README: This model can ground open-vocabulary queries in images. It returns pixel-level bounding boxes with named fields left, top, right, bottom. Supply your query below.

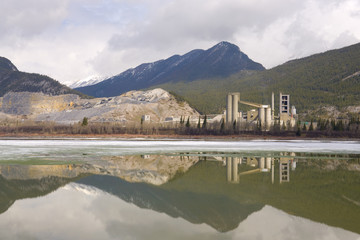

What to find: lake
left=0, top=139, right=359, bottom=240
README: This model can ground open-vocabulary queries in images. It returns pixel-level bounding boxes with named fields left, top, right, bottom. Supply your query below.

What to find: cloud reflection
left=0, top=183, right=358, bottom=240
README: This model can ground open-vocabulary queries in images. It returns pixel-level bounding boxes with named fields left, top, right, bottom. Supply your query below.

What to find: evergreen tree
left=347, top=121, right=351, bottom=131
left=185, top=117, right=190, bottom=128
left=81, top=117, right=88, bottom=126
left=220, top=118, right=225, bottom=132
left=257, top=120, right=261, bottom=131
left=197, top=117, right=201, bottom=129
left=325, top=119, right=330, bottom=130
left=302, top=123, right=307, bottom=131
left=297, top=120, right=301, bottom=127
left=309, top=120, right=314, bottom=131
left=331, top=119, right=336, bottom=131
left=202, top=115, right=207, bottom=129
left=319, top=118, right=326, bottom=131
left=336, top=120, right=344, bottom=131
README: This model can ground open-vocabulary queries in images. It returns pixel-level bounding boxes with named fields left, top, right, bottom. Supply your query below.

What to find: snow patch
left=70, top=75, right=107, bottom=88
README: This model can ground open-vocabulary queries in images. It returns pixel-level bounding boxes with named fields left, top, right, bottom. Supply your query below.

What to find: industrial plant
left=225, top=92, right=297, bottom=130
left=161, top=91, right=297, bottom=131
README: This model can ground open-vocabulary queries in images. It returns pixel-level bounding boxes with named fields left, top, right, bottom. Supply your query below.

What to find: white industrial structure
left=225, top=92, right=273, bottom=130
left=162, top=91, right=297, bottom=130
left=225, top=92, right=297, bottom=130
left=226, top=92, right=240, bottom=124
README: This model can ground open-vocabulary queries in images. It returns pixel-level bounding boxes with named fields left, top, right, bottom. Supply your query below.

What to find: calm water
left=0, top=139, right=359, bottom=240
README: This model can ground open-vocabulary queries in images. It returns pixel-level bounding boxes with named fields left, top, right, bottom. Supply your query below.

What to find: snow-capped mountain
left=75, top=41, right=265, bottom=98
left=69, top=75, right=108, bottom=89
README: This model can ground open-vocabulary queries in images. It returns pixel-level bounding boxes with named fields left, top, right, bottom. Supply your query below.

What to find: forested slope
left=155, top=42, right=360, bottom=116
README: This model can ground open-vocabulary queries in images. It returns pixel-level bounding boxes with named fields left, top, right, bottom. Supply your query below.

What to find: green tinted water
left=0, top=140, right=359, bottom=239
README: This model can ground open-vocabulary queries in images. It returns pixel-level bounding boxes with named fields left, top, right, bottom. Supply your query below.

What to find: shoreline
left=0, top=132, right=359, bottom=141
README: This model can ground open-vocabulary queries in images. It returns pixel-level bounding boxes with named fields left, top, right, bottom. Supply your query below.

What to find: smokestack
left=271, top=92, right=274, bottom=120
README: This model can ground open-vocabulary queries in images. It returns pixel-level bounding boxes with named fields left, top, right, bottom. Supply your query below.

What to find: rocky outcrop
left=0, top=88, right=199, bottom=124
left=1, top=92, right=79, bottom=115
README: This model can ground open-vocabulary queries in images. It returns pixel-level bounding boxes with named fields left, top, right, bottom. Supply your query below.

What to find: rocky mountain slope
left=75, top=41, right=265, bottom=97
left=154, top=42, right=360, bottom=117
left=0, top=88, right=199, bottom=124
left=0, top=57, right=18, bottom=71
left=0, top=57, right=88, bottom=98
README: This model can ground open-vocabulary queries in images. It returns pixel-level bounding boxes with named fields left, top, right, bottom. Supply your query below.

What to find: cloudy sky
left=1, top=0, right=360, bottom=85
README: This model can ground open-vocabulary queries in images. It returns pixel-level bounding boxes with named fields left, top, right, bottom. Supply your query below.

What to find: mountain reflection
left=0, top=152, right=359, bottom=234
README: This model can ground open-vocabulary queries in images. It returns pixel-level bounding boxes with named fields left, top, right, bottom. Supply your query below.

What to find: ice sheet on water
left=0, top=139, right=359, bottom=162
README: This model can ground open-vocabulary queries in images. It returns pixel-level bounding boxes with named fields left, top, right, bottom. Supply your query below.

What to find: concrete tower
left=226, top=92, right=240, bottom=124
left=226, top=94, right=232, bottom=124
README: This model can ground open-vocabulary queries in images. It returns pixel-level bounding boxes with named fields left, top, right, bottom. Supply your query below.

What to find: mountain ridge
left=0, top=57, right=89, bottom=98
left=75, top=41, right=265, bottom=97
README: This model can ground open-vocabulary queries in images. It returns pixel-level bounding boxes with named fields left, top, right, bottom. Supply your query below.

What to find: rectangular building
left=279, top=93, right=290, bottom=114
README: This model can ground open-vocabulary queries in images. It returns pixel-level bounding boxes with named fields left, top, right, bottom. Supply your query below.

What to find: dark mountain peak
left=212, top=41, right=238, bottom=50
left=198, top=41, right=265, bottom=72
left=0, top=57, right=18, bottom=72
left=207, top=41, right=243, bottom=56
left=75, top=42, right=265, bottom=97
left=0, top=57, right=88, bottom=98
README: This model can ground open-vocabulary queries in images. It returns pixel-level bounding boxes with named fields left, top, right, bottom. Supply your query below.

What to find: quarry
left=0, top=88, right=199, bottom=125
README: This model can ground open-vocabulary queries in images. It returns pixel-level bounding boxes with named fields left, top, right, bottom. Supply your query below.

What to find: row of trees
left=0, top=116, right=359, bottom=137
left=294, top=117, right=360, bottom=137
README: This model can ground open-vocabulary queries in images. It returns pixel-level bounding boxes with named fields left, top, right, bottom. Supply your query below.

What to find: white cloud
left=0, top=0, right=359, bottom=84
left=0, top=0, right=69, bottom=38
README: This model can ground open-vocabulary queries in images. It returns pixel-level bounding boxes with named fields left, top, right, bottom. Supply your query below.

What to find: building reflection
left=226, top=157, right=241, bottom=183
left=224, top=152, right=297, bottom=184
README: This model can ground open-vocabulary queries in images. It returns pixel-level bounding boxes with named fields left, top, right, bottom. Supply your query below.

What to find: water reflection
left=225, top=153, right=297, bottom=184
left=0, top=152, right=360, bottom=239
left=0, top=155, right=199, bottom=185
